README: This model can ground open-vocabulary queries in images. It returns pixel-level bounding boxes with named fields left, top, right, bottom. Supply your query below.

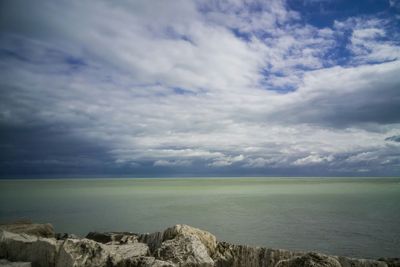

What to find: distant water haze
left=1, top=177, right=399, bottom=259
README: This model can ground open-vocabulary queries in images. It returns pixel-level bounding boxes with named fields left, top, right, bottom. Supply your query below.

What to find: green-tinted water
left=1, top=177, right=399, bottom=258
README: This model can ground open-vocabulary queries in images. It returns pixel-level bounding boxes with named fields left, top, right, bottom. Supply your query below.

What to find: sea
left=0, top=177, right=399, bottom=259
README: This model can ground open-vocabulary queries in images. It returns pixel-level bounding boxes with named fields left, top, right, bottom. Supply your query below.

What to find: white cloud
left=209, top=155, right=245, bottom=167
left=293, top=154, right=334, bottom=166
left=345, top=152, right=378, bottom=163
left=244, top=157, right=276, bottom=168
left=153, top=159, right=192, bottom=167
left=334, top=17, right=400, bottom=63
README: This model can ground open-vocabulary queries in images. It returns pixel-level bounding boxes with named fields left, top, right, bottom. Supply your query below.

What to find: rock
left=56, top=238, right=152, bottom=267
left=213, top=242, right=304, bottom=267
left=107, top=243, right=150, bottom=266
left=155, top=235, right=214, bottom=267
left=163, top=225, right=217, bottom=256
left=147, top=259, right=176, bottom=267
left=276, top=252, right=342, bottom=267
left=138, top=231, right=164, bottom=252
left=118, top=234, right=139, bottom=245
left=1, top=222, right=398, bottom=267
left=0, top=222, right=55, bottom=238
left=261, top=248, right=305, bottom=267
left=139, top=224, right=217, bottom=256
left=378, top=258, right=400, bottom=267
left=213, top=242, right=263, bottom=267
left=139, top=224, right=216, bottom=266
left=0, top=230, right=59, bottom=267
left=338, top=256, right=388, bottom=267
left=55, top=238, right=111, bottom=267
left=86, top=232, right=139, bottom=244
left=0, top=259, right=31, bottom=267
left=111, top=256, right=175, bottom=267
left=109, top=243, right=150, bottom=258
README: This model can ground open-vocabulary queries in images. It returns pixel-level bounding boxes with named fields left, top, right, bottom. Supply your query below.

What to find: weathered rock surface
left=55, top=238, right=110, bottom=267
left=138, top=224, right=216, bottom=266
left=139, top=224, right=217, bottom=256
left=138, top=230, right=164, bottom=253
left=156, top=235, right=214, bottom=266
left=57, top=238, right=153, bottom=267
left=275, top=253, right=342, bottom=267
left=0, top=230, right=58, bottom=267
left=0, top=221, right=54, bottom=238
left=162, top=224, right=217, bottom=256
left=378, top=258, right=400, bottom=267
left=109, top=243, right=150, bottom=258
left=337, top=256, right=389, bottom=267
left=0, top=222, right=398, bottom=267
left=213, top=243, right=388, bottom=267
left=213, top=242, right=305, bottom=267
left=111, top=256, right=175, bottom=267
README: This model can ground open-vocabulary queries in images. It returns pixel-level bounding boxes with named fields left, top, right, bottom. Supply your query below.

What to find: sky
left=0, top=0, right=399, bottom=178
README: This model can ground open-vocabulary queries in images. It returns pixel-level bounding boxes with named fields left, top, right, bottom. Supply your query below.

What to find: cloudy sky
left=0, top=0, right=399, bottom=178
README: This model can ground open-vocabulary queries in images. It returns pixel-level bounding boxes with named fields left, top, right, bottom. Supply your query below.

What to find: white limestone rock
left=55, top=238, right=110, bottom=267
left=162, top=225, right=217, bottom=256
left=139, top=224, right=217, bottom=257
left=337, top=256, right=388, bottom=267
left=155, top=235, right=214, bottom=267
left=0, top=222, right=55, bottom=238
left=0, top=230, right=58, bottom=267
left=275, top=252, right=342, bottom=267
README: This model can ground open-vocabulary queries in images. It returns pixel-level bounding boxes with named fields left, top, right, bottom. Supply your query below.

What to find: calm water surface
left=0, top=177, right=399, bottom=259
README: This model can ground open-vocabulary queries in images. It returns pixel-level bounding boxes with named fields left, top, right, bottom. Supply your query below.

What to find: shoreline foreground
left=0, top=221, right=398, bottom=267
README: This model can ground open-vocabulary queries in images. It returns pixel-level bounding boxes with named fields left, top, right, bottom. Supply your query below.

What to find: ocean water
left=0, top=177, right=399, bottom=259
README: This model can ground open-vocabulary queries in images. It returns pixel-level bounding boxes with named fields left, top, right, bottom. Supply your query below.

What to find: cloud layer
left=1, top=0, right=399, bottom=177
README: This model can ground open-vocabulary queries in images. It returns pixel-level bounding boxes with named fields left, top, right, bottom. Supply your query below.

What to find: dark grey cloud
left=0, top=123, right=112, bottom=177
left=385, top=135, right=400, bottom=142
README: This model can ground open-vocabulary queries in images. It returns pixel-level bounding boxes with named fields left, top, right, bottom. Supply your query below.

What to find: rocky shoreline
left=0, top=221, right=398, bottom=267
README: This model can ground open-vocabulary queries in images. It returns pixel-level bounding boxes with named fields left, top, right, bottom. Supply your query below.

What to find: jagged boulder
left=378, top=258, right=400, bottom=267
left=155, top=235, right=214, bottom=267
left=261, top=248, right=305, bottom=267
left=111, top=256, right=175, bottom=267
left=162, top=225, right=217, bottom=256
left=56, top=237, right=152, bottom=267
left=213, top=242, right=304, bottom=267
left=55, top=238, right=110, bottom=267
left=138, top=224, right=216, bottom=266
left=338, top=256, right=388, bottom=267
left=107, top=243, right=151, bottom=266
left=213, top=242, right=263, bottom=267
left=138, top=231, right=164, bottom=252
left=139, top=224, right=217, bottom=256
left=276, top=252, right=342, bottom=267
left=0, top=230, right=59, bottom=267
left=109, top=243, right=150, bottom=258
left=0, top=221, right=55, bottom=238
